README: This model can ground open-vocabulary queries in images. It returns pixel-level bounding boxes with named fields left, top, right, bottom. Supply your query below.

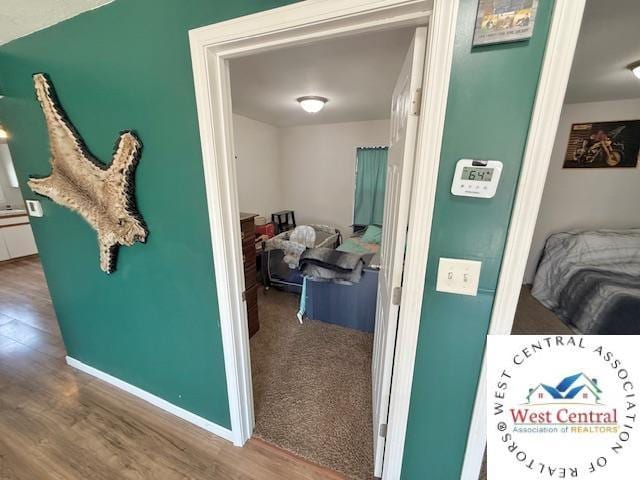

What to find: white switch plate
left=436, top=257, right=482, bottom=296
left=25, top=200, right=43, bottom=217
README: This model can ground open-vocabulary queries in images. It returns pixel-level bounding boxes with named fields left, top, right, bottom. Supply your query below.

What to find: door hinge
left=392, top=286, right=402, bottom=306
left=242, top=291, right=246, bottom=301
left=410, top=87, right=422, bottom=115
left=379, top=423, right=388, bottom=438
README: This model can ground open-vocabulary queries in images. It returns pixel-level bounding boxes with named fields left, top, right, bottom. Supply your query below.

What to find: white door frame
left=459, top=1, right=587, bottom=479
left=188, top=0, right=458, bottom=478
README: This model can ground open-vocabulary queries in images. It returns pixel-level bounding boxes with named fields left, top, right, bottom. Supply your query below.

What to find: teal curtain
left=354, top=147, right=388, bottom=226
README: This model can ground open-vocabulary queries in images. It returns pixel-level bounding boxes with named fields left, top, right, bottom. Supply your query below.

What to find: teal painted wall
left=401, top=1, right=554, bottom=478
left=0, top=0, right=296, bottom=428
left=1, top=0, right=555, bottom=472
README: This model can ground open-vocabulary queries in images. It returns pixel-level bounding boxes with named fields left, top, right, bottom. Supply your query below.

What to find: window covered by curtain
left=353, top=146, right=388, bottom=226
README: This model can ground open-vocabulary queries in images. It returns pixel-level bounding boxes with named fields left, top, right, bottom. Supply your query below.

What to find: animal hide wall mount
left=28, top=74, right=148, bottom=274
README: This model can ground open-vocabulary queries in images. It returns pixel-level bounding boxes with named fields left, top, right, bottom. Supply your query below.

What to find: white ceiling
left=564, top=0, right=640, bottom=104
left=229, top=28, right=415, bottom=127
left=3, top=1, right=639, bottom=107
left=0, top=0, right=112, bottom=46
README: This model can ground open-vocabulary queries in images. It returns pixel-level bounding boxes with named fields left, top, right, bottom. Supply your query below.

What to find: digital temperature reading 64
left=461, top=166, right=494, bottom=182
left=451, top=159, right=503, bottom=198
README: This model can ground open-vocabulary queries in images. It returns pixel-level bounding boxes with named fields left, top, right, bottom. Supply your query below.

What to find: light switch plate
left=436, top=257, right=482, bottom=296
left=25, top=199, right=43, bottom=217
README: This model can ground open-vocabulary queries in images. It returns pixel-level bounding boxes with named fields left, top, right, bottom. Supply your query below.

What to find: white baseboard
left=66, top=356, right=235, bottom=443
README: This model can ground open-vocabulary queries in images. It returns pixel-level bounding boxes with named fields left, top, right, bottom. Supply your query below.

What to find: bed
left=261, top=224, right=382, bottom=332
left=304, top=262, right=379, bottom=332
left=531, top=228, right=640, bottom=334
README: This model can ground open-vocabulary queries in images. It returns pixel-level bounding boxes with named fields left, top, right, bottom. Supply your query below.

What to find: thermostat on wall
left=451, top=159, right=503, bottom=198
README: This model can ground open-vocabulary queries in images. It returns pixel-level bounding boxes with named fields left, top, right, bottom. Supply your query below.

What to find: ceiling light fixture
left=0, top=124, right=8, bottom=142
left=628, top=61, right=640, bottom=80
left=297, top=96, right=328, bottom=114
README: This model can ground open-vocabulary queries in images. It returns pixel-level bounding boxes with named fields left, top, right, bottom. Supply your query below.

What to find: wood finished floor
left=0, top=256, right=345, bottom=480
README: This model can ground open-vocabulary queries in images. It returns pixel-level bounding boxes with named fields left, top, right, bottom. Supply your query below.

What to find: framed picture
left=473, top=0, right=539, bottom=46
left=563, top=120, right=640, bottom=169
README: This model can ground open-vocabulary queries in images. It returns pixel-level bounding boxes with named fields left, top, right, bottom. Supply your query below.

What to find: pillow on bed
left=337, top=238, right=371, bottom=255
left=361, top=225, right=382, bottom=244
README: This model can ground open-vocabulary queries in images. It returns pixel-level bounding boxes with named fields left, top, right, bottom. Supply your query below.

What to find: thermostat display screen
left=461, top=166, right=494, bottom=182
left=451, top=159, right=503, bottom=199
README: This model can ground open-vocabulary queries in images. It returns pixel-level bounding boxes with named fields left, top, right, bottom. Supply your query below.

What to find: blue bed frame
left=304, top=268, right=378, bottom=333
left=261, top=245, right=379, bottom=333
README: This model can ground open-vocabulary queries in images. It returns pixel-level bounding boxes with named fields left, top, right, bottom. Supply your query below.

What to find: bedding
left=531, top=229, right=640, bottom=334
left=336, top=237, right=380, bottom=255
left=336, top=225, right=381, bottom=255
left=261, top=224, right=341, bottom=292
left=361, top=224, right=382, bottom=244
left=262, top=224, right=379, bottom=332
left=300, top=247, right=365, bottom=284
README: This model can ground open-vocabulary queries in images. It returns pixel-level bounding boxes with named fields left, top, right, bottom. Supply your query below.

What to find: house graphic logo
left=526, top=372, right=602, bottom=405
left=487, top=336, right=639, bottom=479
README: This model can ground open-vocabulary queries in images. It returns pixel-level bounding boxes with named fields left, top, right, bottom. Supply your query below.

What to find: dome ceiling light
left=297, top=96, right=328, bottom=114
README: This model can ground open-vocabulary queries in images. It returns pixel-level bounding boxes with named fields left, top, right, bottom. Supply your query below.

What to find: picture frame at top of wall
left=472, top=0, right=539, bottom=47
left=563, top=120, right=640, bottom=169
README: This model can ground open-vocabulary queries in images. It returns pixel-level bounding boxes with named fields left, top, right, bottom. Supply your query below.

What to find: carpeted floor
left=248, top=286, right=567, bottom=480
left=250, top=287, right=374, bottom=480
left=479, top=286, right=572, bottom=480
left=511, top=285, right=573, bottom=334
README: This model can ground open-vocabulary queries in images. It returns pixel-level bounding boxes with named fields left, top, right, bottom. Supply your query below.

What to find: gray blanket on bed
left=300, top=247, right=364, bottom=284
left=531, top=229, right=640, bottom=334
left=556, top=269, right=640, bottom=334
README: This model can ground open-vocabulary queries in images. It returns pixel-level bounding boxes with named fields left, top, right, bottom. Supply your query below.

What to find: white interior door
left=372, top=26, right=427, bottom=478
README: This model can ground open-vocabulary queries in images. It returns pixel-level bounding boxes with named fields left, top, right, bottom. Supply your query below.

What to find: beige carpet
left=250, top=287, right=374, bottom=480
left=511, top=285, right=573, bottom=334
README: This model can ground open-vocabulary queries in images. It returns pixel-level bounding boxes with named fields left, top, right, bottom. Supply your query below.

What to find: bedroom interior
left=228, top=26, right=415, bottom=479
left=510, top=0, right=640, bottom=337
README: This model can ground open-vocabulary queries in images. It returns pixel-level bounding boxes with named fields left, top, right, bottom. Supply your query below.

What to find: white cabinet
left=0, top=235, right=10, bottom=261
left=0, top=215, right=38, bottom=260
left=3, top=224, right=38, bottom=258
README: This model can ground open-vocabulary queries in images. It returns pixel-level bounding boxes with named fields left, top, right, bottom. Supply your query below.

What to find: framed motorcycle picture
left=473, top=0, right=539, bottom=46
left=563, top=120, right=640, bottom=169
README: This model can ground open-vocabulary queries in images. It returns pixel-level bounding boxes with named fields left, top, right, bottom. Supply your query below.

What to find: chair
left=271, top=210, right=296, bottom=234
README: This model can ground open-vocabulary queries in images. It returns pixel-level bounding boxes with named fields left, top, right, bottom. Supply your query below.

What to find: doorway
left=188, top=1, right=458, bottom=478
left=0, top=142, right=38, bottom=261
left=227, top=26, right=422, bottom=478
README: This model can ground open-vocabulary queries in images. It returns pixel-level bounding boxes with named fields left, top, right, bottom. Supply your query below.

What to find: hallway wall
left=0, top=0, right=299, bottom=429
left=401, top=0, right=555, bottom=477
